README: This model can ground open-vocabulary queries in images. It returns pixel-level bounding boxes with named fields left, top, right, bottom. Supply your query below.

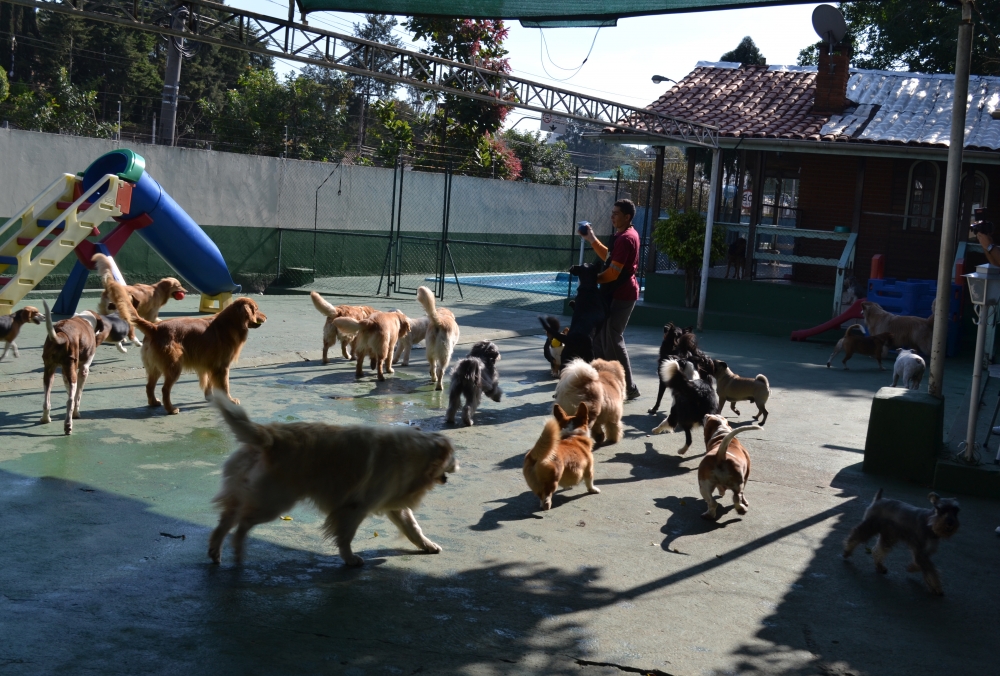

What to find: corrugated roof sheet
left=622, top=64, right=1000, bottom=151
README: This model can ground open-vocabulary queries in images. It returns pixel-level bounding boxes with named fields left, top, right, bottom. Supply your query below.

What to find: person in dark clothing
left=579, top=199, right=641, bottom=400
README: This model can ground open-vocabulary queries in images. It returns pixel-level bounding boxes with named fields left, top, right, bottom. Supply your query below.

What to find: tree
left=0, top=67, right=115, bottom=137
left=0, top=68, right=8, bottom=104
left=720, top=36, right=766, bottom=66
left=652, top=210, right=726, bottom=307
left=501, top=128, right=573, bottom=184
left=368, top=99, right=415, bottom=166
left=350, top=15, right=403, bottom=101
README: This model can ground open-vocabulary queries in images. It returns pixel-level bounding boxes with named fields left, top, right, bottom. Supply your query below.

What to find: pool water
left=433, top=272, right=578, bottom=297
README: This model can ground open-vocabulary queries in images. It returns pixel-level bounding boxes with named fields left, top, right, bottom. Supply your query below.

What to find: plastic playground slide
left=790, top=298, right=865, bottom=341
left=53, top=150, right=239, bottom=314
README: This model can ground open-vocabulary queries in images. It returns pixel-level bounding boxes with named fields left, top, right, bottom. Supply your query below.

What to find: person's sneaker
left=626, top=385, right=641, bottom=401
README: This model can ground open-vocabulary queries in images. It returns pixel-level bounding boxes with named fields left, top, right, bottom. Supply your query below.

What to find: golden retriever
left=417, top=286, right=459, bottom=390
left=40, top=301, right=106, bottom=435
left=134, top=297, right=266, bottom=414
left=523, top=403, right=599, bottom=510
left=861, top=301, right=932, bottom=356
left=208, top=393, right=458, bottom=566
left=309, top=292, right=376, bottom=363
left=98, top=275, right=187, bottom=322
left=555, top=358, right=626, bottom=444
left=334, top=310, right=410, bottom=381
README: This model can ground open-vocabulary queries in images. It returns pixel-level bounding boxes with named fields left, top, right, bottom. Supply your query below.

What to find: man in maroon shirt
left=580, top=199, right=641, bottom=400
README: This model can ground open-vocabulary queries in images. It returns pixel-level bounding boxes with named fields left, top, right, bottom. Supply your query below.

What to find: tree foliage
left=721, top=36, right=766, bottom=66
left=652, top=210, right=726, bottom=307
left=501, top=128, right=573, bottom=184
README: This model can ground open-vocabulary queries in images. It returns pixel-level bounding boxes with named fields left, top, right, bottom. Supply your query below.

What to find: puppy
left=725, top=237, right=746, bottom=279
left=843, top=490, right=960, bottom=596
left=92, top=254, right=141, bottom=348
left=393, top=315, right=429, bottom=366
left=862, top=301, right=933, bottom=356
left=892, top=349, right=927, bottom=390
left=555, top=358, right=626, bottom=445
left=652, top=359, right=719, bottom=454
left=446, top=340, right=502, bottom=426
left=523, top=403, right=599, bottom=510
left=75, top=311, right=137, bottom=353
left=135, top=297, right=266, bottom=414
left=98, top=275, right=187, bottom=322
left=309, top=292, right=376, bottom=364
left=713, top=360, right=770, bottom=425
left=417, top=286, right=459, bottom=390
left=334, top=310, right=410, bottom=382
left=649, top=323, right=714, bottom=414
left=40, top=301, right=103, bottom=435
left=827, top=325, right=894, bottom=370
left=208, top=393, right=458, bottom=566
left=0, top=305, right=44, bottom=361
left=538, top=316, right=570, bottom=377
left=699, top=415, right=762, bottom=520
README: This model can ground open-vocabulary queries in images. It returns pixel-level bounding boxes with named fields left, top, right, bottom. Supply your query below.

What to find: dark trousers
left=594, top=299, right=635, bottom=390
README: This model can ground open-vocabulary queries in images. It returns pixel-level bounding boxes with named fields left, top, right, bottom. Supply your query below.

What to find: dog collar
left=550, top=338, right=562, bottom=348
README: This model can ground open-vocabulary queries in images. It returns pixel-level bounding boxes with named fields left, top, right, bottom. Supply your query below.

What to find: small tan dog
left=523, top=403, right=599, bottom=510
left=334, top=310, right=410, bottom=381
left=98, top=274, right=187, bottom=322
left=699, top=415, right=762, bottom=520
left=92, top=254, right=141, bottom=347
left=393, top=315, right=429, bottom=366
left=0, top=305, right=44, bottom=361
left=827, top=325, right=894, bottom=370
left=713, top=360, right=770, bottom=425
left=40, top=301, right=105, bottom=435
left=417, top=286, right=459, bottom=390
left=208, top=393, right=458, bottom=566
left=861, top=301, right=932, bottom=356
left=309, top=292, right=376, bottom=363
left=555, top=358, right=626, bottom=444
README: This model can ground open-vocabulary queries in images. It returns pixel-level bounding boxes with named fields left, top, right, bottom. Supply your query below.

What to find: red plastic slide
left=790, top=298, right=865, bottom=341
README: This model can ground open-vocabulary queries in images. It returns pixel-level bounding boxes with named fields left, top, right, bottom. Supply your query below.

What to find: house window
left=905, top=161, right=939, bottom=232
left=962, top=170, right=989, bottom=226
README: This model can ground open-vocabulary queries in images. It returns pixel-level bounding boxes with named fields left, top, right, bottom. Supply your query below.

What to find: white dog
left=892, top=349, right=926, bottom=390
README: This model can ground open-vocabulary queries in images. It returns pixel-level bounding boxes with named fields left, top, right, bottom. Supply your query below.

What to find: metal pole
left=647, top=146, right=665, bottom=274
left=964, top=304, right=990, bottom=459
left=158, top=7, right=187, bottom=146
left=569, top=166, right=579, bottom=298
left=929, top=0, right=974, bottom=398
left=697, top=148, right=723, bottom=331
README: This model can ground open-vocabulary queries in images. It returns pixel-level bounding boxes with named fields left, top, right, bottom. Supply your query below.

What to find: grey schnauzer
left=843, top=489, right=960, bottom=595
left=446, top=340, right=502, bottom=426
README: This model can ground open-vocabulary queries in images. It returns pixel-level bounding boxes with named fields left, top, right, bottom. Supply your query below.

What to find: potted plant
left=652, top=210, right=727, bottom=308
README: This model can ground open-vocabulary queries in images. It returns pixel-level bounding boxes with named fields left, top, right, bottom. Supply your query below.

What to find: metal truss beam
left=5, top=0, right=718, bottom=148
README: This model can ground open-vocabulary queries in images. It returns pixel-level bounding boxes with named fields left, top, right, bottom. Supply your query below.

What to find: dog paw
left=587, top=486, right=601, bottom=494
left=422, top=540, right=442, bottom=554
left=677, top=444, right=690, bottom=455
left=64, top=425, right=72, bottom=435
left=148, top=399, right=162, bottom=408
left=343, top=554, right=365, bottom=567
left=72, top=410, right=81, bottom=419
left=40, top=413, right=51, bottom=424
left=166, top=407, right=180, bottom=415
left=434, top=382, right=443, bottom=391
left=735, top=506, right=747, bottom=515
left=700, top=510, right=717, bottom=520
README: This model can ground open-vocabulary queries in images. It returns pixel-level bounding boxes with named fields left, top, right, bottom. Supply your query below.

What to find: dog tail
left=211, top=391, right=273, bottom=449
left=528, top=418, right=560, bottom=463
left=310, top=291, right=340, bottom=318
left=755, top=374, right=770, bottom=391
left=871, top=488, right=883, bottom=504
left=92, top=253, right=141, bottom=328
left=42, top=301, right=64, bottom=344
left=660, top=358, right=699, bottom=383
left=417, top=285, right=444, bottom=327
left=333, top=316, right=362, bottom=333
left=717, top=424, right=763, bottom=462
left=846, top=324, right=865, bottom=337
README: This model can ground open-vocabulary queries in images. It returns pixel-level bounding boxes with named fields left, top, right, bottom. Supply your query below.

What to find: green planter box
left=864, top=387, right=943, bottom=485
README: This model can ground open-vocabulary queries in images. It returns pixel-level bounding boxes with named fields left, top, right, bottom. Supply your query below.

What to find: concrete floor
left=0, top=292, right=996, bottom=675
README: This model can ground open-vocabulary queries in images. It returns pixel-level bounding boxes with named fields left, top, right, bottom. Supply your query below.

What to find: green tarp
left=296, top=1, right=820, bottom=27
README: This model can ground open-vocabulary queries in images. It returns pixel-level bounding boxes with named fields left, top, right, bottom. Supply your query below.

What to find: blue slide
left=54, top=149, right=239, bottom=314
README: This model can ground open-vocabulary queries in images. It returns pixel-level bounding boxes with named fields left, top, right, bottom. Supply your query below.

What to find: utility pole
left=158, top=6, right=188, bottom=146
left=929, top=0, right=974, bottom=397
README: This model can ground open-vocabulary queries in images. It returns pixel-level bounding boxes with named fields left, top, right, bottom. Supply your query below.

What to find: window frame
left=904, top=160, right=940, bottom=232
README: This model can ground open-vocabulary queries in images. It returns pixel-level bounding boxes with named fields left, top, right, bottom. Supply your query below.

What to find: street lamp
left=960, top=263, right=1000, bottom=461
left=651, top=75, right=678, bottom=85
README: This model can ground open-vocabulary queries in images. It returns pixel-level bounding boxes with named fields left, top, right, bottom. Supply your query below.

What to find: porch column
left=697, top=148, right=723, bottom=331
left=684, top=150, right=696, bottom=211
left=746, top=151, right=766, bottom=280
left=929, top=0, right=974, bottom=398
left=646, top=146, right=665, bottom=274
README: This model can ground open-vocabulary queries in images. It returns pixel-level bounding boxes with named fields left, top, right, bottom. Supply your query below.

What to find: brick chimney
left=812, top=43, right=852, bottom=114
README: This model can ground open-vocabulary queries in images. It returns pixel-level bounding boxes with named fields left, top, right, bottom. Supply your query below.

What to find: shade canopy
left=296, top=0, right=820, bottom=27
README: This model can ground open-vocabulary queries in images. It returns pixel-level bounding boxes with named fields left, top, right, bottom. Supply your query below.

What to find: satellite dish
left=812, top=4, right=847, bottom=45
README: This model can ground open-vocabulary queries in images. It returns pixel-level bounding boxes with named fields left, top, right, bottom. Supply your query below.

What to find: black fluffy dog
left=446, top=340, right=503, bottom=426
left=540, top=262, right=605, bottom=372
left=651, top=358, right=719, bottom=454
left=648, top=323, right=715, bottom=414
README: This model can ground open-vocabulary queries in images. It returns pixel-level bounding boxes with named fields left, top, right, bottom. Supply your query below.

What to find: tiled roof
left=619, top=62, right=1000, bottom=151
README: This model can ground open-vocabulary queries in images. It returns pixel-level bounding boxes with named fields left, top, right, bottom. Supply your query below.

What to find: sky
left=227, top=1, right=826, bottom=130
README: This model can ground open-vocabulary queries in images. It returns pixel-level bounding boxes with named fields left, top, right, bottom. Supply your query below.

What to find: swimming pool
left=430, top=272, right=578, bottom=296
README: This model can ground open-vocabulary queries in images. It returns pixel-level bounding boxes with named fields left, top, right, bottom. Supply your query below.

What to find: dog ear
left=715, top=360, right=726, bottom=370
left=573, top=402, right=589, bottom=427
left=552, top=404, right=569, bottom=425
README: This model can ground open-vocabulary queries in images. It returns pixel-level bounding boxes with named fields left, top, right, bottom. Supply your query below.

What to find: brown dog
left=699, top=415, right=762, bottom=520
left=208, top=393, right=458, bottom=566
left=554, top=358, right=626, bottom=444
left=39, top=301, right=104, bottom=435
left=725, top=237, right=746, bottom=279
left=98, top=275, right=187, bottom=322
left=0, top=305, right=44, bottom=361
left=417, top=286, right=460, bottom=390
left=92, top=254, right=141, bottom=347
left=334, top=310, right=410, bottom=382
left=861, top=301, right=932, bottom=356
left=713, top=360, right=770, bottom=425
left=827, top=325, right=894, bottom=370
left=523, top=403, right=599, bottom=510
left=134, top=297, right=267, bottom=414
left=309, top=292, right=376, bottom=363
